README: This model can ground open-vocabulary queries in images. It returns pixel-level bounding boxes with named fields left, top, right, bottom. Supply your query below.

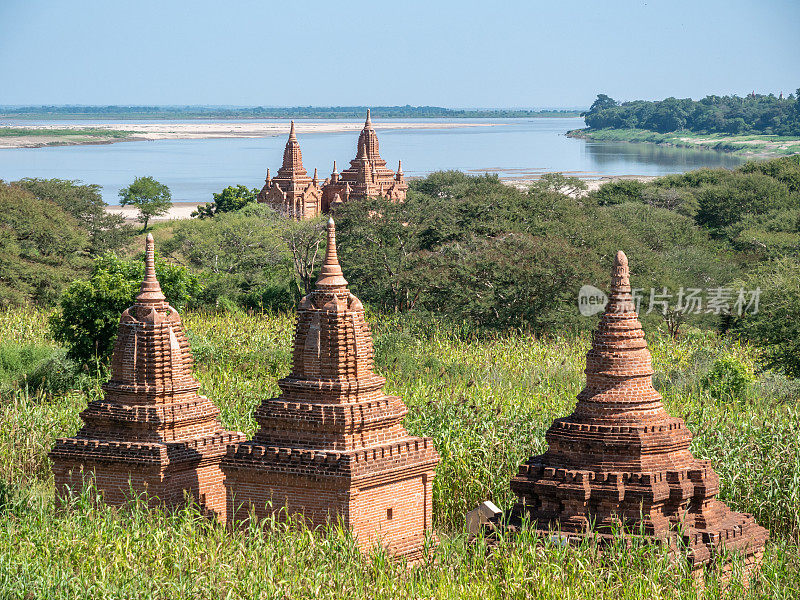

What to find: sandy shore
left=0, top=121, right=494, bottom=149
left=106, top=202, right=205, bottom=222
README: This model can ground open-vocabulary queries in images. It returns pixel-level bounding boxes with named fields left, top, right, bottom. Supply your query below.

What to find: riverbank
left=568, top=127, right=800, bottom=158
left=0, top=121, right=495, bottom=149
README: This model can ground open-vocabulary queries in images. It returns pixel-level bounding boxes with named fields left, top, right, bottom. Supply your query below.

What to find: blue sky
left=0, top=0, right=797, bottom=108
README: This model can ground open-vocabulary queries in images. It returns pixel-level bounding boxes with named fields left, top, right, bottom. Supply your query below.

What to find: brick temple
left=50, top=234, right=245, bottom=520
left=222, top=218, right=438, bottom=559
left=258, top=110, right=407, bottom=219
left=321, top=110, right=408, bottom=210
left=509, top=251, right=767, bottom=571
left=256, top=121, right=324, bottom=219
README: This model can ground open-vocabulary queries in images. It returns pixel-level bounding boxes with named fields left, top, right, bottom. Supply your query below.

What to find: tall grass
left=1, top=308, right=799, bottom=598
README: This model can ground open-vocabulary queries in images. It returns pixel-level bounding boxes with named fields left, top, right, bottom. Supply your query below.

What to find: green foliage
left=529, top=172, right=587, bottom=196
left=0, top=181, right=91, bottom=307
left=702, top=354, right=755, bottom=400
left=734, top=258, right=800, bottom=377
left=590, top=179, right=646, bottom=205
left=591, top=157, right=800, bottom=259
left=118, top=176, right=172, bottom=230
left=14, top=178, right=133, bottom=254
left=0, top=342, right=80, bottom=394
left=49, top=252, right=203, bottom=368
left=583, top=91, right=800, bottom=136
left=193, top=184, right=260, bottom=218
left=162, top=203, right=310, bottom=308
left=335, top=172, right=731, bottom=334
left=695, top=172, right=795, bottom=232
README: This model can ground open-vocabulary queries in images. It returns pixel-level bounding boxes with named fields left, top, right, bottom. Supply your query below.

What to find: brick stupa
left=222, top=218, right=438, bottom=559
left=50, top=234, right=245, bottom=520
left=257, top=121, right=323, bottom=219
left=509, top=251, right=767, bottom=571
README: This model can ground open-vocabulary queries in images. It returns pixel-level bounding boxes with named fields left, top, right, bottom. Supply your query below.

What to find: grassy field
left=0, top=127, right=134, bottom=149
left=567, top=128, right=800, bottom=158
left=1, top=307, right=799, bottom=598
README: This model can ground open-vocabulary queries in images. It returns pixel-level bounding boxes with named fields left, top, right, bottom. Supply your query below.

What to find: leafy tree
left=582, top=91, right=800, bottom=135
left=733, top=258, right=800, bottom=377
left=193, top=184, right=259, bottom=218
left=119, top=176, right=172, bottom=230
left=162, top=203, right=298, bottom=308
left=695, top=172, right=795, bottom=232
left=50, top=252, right=203, bottom=368
left=277, top=216, right=327, bottom=295
left=530, top=172, right=587, bottom=197
left=14, top=178, right=132, bottom=254
left=0, top=181, right=90, bottom=306
left=591, top=179, right=646, bottom=206
left=587, top=94, right=618, bottom=114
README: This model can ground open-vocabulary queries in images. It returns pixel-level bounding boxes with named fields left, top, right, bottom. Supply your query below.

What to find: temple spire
left=137, top=234, right=166, bottom=304
left=365, top=108, right=372, bottom=127
left=289, top=120, right=297, bottom=140
left=316, top=217, right=348, bottom=288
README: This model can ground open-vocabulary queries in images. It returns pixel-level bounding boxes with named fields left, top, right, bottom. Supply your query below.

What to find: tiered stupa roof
left=51, top=235, right=244, bottom=519
left=510, top=251, right=767, bottom=568
left=321, top=110, right=407, bottom=208
left=257, top=122, right=323, bottom=219
left=223, top=218, right=438, bottom=558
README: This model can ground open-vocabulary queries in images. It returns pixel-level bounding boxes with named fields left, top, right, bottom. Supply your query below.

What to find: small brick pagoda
left=222, top=218, right=438, bottom=559
left=509, top=251, right=767, bottom=570
left=321, top=110, right=408, bottom=210
left=257, top=121, right=324, bottom=219
left=50, top=234, right=245, bottom=520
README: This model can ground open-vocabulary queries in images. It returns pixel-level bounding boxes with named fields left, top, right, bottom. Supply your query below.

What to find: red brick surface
left=257, top=121, right=324, bottom=219
left=50, top=234, right=246, bottom=520
left=258, top=111, right=407, bottom=219
left=510, top=251, right=768, bottom=568
left=321, top=110, right=407, bottom=211
left=222, top=218, right=438, bottom=559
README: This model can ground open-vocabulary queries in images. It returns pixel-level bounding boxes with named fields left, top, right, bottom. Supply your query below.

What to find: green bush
left=49, top=252, right=204, bottom=369
left=733, top=258, right=800, bottom=377
left=590, top=179, right=646, bottom=205
left=0, top=342, right=81, bottom=394
left=702, top=354, right=755, bottom=400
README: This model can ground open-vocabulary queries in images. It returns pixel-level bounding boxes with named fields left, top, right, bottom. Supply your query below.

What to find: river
left=0, top=118, right=745, bottom=204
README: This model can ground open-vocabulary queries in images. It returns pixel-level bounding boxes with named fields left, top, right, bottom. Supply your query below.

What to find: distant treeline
left=0, top=105, right=580, bottom=120
left=583, top=90, right=800, bottom=136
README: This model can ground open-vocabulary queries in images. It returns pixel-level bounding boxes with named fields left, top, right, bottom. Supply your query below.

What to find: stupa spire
left=365, top=108, right=372, bottom=127
left=316, top=217, right=348, bottom=289
left=136, top=233, right=166, bottom=304
left=289, top=120, right=297, bottom=139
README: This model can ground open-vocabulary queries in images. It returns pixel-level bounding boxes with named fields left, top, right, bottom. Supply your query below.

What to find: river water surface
left=0, top=118, right=745, bottom=204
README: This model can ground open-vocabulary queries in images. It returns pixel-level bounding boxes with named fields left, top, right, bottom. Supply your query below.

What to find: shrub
left=49, top=252, right=203, bottom=369
left=702, top=354, right=755, bottom=400
left=0, top=342, right=81, bottom=394
left=591, top=179, right=646, bottom=206
left=733, top=257, right=800, bottom=377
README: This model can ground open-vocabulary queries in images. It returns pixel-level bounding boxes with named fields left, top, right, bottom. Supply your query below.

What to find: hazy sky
left=1, top=0, right=798, bottom=108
